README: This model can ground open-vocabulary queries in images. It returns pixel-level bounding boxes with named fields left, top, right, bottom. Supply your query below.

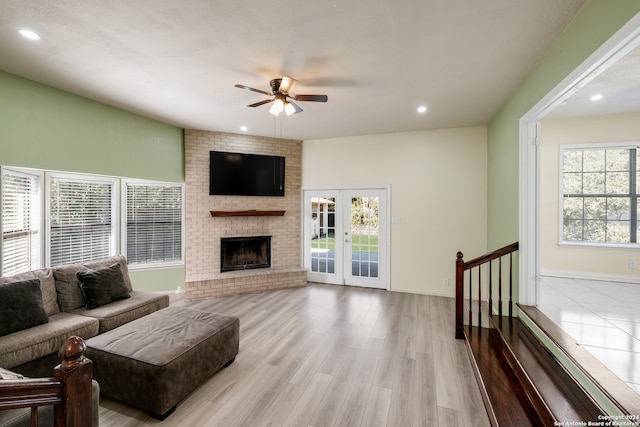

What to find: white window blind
left=49, top=177, right=114, bottom=266
left=1, top=169, right=41, bottom=275
left=125, top=183, right=183, bottom=265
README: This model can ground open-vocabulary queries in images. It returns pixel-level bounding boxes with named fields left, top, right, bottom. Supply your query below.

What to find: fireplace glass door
left=304, top=188, right=388, bottom=289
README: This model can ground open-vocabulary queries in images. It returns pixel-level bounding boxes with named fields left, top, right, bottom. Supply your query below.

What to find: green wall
left=487, top=1, right=640, bottom=249
left=0, top=70, right=185, bottom=291
left=487, top=3, right=640, bottom=413
left=0, top=70, right=184, bottom=181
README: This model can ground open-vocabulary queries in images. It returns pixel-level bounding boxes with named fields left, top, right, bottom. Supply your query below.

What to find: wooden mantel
left=210, top=210, right=285, bottom=217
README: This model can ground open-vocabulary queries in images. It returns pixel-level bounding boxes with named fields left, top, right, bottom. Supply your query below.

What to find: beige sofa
left=0, top=255, right=170, bottom=376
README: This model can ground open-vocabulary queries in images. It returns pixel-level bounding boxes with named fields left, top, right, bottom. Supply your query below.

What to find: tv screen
left=209, top=151, right=285, bottom=196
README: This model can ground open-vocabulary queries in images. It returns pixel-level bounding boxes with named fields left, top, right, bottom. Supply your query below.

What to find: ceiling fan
left=234, top=76, right=328, bottom=116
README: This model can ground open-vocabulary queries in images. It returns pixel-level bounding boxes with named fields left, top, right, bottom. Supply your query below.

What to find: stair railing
left=455, top=242, right=519, bottom=339
left=0, top=336, right=93, bottom=427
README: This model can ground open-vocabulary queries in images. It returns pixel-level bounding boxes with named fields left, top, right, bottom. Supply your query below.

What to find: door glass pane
left=350, top=196, right=379, bottom=278
left=310, top=196, right=336, bottom=274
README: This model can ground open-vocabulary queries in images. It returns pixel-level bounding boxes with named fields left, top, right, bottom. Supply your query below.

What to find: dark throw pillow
left=0, top=278, right=49, bottom=337
left=76, top=263, right=131, bottom=310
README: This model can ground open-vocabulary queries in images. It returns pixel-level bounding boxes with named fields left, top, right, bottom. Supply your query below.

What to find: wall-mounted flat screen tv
left=209, top=151, right=285, bottom=197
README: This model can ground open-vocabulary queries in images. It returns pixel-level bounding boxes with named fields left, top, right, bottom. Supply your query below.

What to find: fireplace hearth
left=221, top=236, right=271, bottom=272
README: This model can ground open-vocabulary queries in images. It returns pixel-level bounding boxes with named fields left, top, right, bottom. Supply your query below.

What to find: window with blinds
left=125, top=183, right=183, bottom=265
left=1, top=169, right=41, bottom=275
left=1, top=167, right=183, bottom=273
left=49, top=176, right=115, bottom=266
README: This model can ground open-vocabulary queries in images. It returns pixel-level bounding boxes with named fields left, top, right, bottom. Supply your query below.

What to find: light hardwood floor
left=98, top=283, right=490, bottom=427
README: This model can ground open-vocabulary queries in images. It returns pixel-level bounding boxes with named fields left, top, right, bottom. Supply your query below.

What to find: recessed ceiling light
left=19, top=29, right=40, bottom=40
left=240, top=126, right=248, bottom=132
left=590, top=94, right=603, bottom=101
left=417, top=105, right=427, bottom=113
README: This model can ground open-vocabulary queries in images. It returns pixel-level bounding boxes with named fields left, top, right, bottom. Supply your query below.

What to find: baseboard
left=540, top=268, right=640, bottom=284
left=389, top=287, right=455, bottom=298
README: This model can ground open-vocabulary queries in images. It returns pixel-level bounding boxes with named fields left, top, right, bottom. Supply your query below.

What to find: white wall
left=540, top=113, right=640, bottom=281
left=302, top=126, right=487, bottom=296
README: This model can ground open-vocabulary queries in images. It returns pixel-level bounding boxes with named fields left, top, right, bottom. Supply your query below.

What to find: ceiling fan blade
left=288, top=100, right=303, bottom=114
left=247, top=98, right=274, bottom=107
left=279, top=76, right=298, bottom=95
left=292, top=94, right=328, bottom=102
left=235, top=84, right=273, bottom=96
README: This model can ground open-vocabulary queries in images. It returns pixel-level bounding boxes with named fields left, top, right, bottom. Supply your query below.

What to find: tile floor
left=538, top=276, right=640, bottom=394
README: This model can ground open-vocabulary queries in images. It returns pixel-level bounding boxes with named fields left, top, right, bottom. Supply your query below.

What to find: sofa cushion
left=53, top=255, right=133, bottom=312
left=0, top=312, right=99, bottom=369
left=71, top=291, right=170, bottom=334
left=0, top=269, right=59, bottom=316
left=0, top=279, right=49, bottom=337
left=77, top=263, right=130, bottom=309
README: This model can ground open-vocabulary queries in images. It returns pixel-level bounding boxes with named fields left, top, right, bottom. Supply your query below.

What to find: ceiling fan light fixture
left=279, top=76, right=297, bottom=95
left=270, top=98, right=284, bottom=116
left=236, top=76, right=327, bottom=116
left=284, top=101, right=296, bottom=116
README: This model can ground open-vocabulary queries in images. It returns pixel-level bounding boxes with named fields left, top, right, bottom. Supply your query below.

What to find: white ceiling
left=0, top=0, right=591, bottom=141
left=545, top=42, right=640, bottom=120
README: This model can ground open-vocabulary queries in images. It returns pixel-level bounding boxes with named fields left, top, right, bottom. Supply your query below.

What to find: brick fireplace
left=184, top=130, right=307, bottom=300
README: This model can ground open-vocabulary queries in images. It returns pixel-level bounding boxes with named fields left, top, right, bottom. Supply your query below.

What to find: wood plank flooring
left=98, top=284, right=490, bottom=427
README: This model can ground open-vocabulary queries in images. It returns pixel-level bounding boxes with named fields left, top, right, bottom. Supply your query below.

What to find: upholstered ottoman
left=85, top=306, right=239, bottom=419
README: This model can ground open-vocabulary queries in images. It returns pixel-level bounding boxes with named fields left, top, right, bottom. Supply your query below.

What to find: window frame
left=0, top=166, right=184, bottom=275
left=46, top=172, right=119, bottom=267
left=0, top=166, right=44, bottom=275
left=559, top=142, right=640, bottom=248
left=121, top=179, right=185, bottom=271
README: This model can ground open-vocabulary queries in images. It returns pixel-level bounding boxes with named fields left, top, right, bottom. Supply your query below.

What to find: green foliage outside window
left=562, top=147, right=638, bottom=244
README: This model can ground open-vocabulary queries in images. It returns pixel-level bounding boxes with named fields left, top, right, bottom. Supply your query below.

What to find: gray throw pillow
left=76, top=263, right=131, bottom=310
left=0, top=278, right=49, bottom=337
left=0, top=268, right=59, bottom=316
left=53, top=263, right=92, bottom=312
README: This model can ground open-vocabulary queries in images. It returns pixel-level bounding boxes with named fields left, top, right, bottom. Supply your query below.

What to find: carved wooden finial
left=58, top=336, right=87, bottom=370
left=456, top=251, right=463, bottom=260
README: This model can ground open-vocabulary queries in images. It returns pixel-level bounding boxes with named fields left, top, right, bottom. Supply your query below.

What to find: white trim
left=540, top=268, right=640, bottom=284
left=0, top=165, right=184, bottom=271
left=519, top=12, right=640, bottom=307
left=519, top=120, right=540, bottom=305
left=558, top=143, right=640, bottom=247
left=557, top=241, right=640, bottom=250
left=302, top=184, right=390, bottom=191
left=120, top=179, right=186, bottom=271
left=0, top=166, right=45, bottom=273
left=561, top=141, right=640, bottom=150
left=45, top=172, right=119, bottom=266
left=301, top=186, right=391, bottom=290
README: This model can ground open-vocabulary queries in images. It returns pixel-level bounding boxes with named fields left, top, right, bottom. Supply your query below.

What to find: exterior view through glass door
left=304, top=188, right=387, bottom=289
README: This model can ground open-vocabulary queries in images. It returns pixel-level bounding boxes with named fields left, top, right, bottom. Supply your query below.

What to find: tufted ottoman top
left=86, top=306, right=238, bottom=367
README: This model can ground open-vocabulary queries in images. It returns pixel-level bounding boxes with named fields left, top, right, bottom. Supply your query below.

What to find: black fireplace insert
left=220, top=236, right=271, bottom=272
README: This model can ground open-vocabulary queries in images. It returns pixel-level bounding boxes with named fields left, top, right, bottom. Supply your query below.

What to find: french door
left=303, top=188, right=388, bottom=289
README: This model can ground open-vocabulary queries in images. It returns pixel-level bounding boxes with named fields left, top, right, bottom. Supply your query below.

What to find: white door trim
left=302, top=186, right=390, bottom=290
left=518, top=12, right=640, bottom=305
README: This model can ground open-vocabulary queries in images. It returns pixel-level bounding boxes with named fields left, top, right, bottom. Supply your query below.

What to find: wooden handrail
left=459, top=242, right=519, bottom=270
left=455, top=242, right=519, bottom=339
left=0, top=336, right=93, bottom=427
